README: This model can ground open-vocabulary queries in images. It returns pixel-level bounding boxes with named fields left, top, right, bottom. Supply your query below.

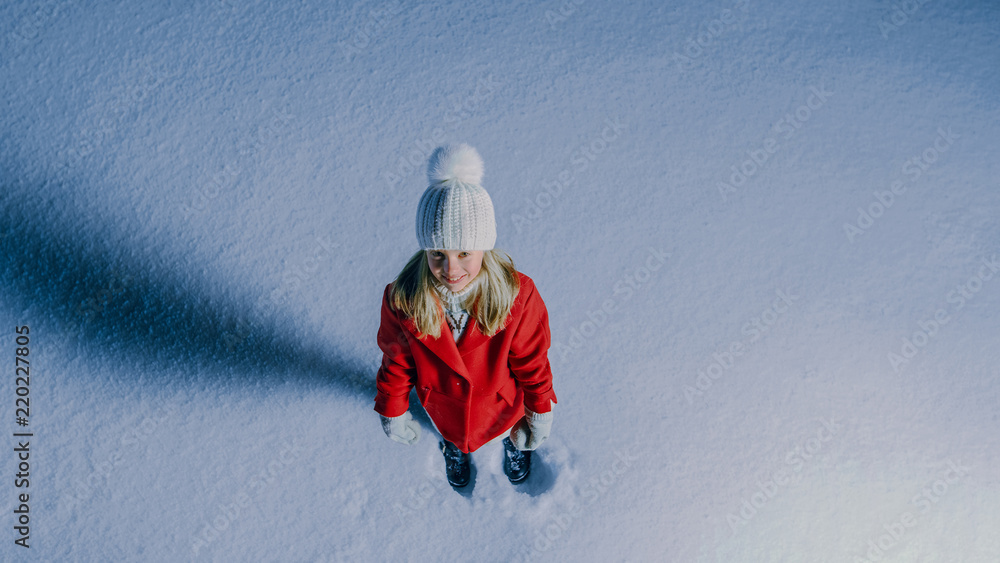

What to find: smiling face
left=426, top=249, right=484, bottom=292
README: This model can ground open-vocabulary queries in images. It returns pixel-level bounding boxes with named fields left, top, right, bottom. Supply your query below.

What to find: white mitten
left=380, top=411, right=421, bottom=445
left=509, top=406, right=554, bottom=450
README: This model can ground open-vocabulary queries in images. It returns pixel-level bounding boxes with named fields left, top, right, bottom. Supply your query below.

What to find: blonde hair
left=390, top=248, right=521, bottom=339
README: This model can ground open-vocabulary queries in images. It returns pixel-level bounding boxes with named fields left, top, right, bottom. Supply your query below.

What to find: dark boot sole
left=507, top=470, right=530, bottom=484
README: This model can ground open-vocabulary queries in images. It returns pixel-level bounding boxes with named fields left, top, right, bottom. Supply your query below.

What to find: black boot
left=503, top=437, right=531, bottom=484
left=439, top=440, right=471, bottom=488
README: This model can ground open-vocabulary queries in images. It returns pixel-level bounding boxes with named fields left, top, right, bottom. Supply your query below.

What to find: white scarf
left=431, top=275, right=482, bottom=343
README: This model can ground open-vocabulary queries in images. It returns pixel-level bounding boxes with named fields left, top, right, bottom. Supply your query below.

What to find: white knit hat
left=415, top=144, right=497, bottom=251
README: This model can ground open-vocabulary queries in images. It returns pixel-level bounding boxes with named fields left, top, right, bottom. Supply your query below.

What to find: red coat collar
left=400, top=302, right=492, bottom=381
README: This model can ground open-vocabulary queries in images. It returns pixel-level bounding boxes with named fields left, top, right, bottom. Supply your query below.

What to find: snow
left=1, top=0, right=999, bottom=560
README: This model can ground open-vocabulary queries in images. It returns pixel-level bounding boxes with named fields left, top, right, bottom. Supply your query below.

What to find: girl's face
left=426, top=249, right=484, bottom=292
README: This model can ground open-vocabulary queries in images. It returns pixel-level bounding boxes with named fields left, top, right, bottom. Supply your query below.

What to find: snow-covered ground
left=1, top=0, right=999, bottom=561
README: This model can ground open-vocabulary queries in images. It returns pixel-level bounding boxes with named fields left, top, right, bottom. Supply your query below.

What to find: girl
left=374, top=143, right=557, bottom=488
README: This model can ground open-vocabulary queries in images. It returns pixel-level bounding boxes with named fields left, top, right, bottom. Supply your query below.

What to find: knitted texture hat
left=416, top=144, right=497, bottom=251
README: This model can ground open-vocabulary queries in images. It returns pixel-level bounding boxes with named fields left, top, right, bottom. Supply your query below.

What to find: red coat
left=374, top=271, right=557, bottom=453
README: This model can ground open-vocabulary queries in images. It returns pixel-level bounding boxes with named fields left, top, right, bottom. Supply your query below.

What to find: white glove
left=380, top=411, right=420, bottom=445
left=509, top=407, right=554, bottom=451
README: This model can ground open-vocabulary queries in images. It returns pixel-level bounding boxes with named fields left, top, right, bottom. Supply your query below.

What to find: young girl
left=374, top=143, right=557, bottom=488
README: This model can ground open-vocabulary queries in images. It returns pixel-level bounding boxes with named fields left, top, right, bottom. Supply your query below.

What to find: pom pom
left=427, top=144, right=484, bottom=186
